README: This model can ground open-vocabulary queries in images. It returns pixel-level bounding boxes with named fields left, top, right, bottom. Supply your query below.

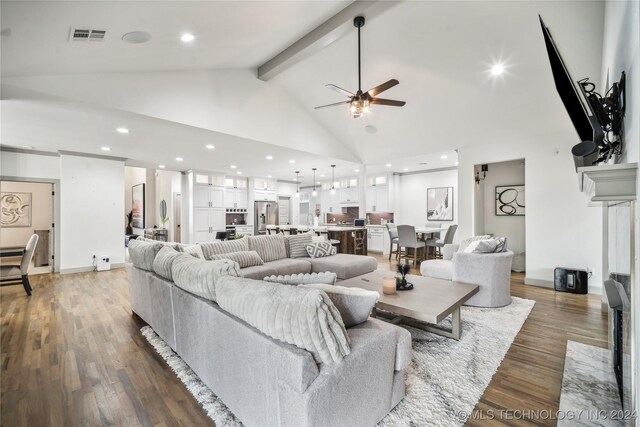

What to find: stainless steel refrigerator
left=254, top=201, right=279, bottom=235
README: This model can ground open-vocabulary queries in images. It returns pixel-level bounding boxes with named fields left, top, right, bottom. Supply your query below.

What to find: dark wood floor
left=1, top=257, right=608, bottom=426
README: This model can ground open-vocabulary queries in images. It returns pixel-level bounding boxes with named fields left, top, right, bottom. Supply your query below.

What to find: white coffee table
left=339, top=270, right=479, bottom=340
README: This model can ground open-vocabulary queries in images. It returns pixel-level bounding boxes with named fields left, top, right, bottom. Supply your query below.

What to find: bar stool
left=351, top=229, right=366, bottom=255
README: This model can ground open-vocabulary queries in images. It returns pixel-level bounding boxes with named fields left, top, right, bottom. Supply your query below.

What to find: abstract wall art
left=1, top=192, right=32, bottom=227
left=495, top=185, right=525, bottom=216
left=427, top=187, right=454, bottom=221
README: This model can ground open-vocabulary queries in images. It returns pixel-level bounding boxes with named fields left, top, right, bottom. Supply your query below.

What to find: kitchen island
left=325, top=226, right=368, bottom=255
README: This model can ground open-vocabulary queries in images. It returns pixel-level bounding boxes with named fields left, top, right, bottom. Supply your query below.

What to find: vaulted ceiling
left=0, top=1, right=605, bottom=182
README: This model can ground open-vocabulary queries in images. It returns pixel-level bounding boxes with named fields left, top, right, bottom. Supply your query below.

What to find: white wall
left=480, top=160, right=526, bottom=255
left=59, top=154, right=125, bottom=273
left=458, top=140, right=603, bottom=294
left=0, top=150, right=60, bottom=180
left=601, top=0, right=640, bottom=416
left=395, top=169, right=458, bottom=231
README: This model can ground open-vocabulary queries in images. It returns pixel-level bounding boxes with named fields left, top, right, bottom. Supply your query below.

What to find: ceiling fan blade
left=366, top=79, right=399, bottom=97
left=326, top=84, right=354, bottom=97
left=314, top=101, right=351, bottom=110
left=371, top=98, right=406, bottom=107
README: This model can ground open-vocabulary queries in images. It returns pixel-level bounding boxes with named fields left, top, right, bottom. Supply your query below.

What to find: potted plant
left=395, top=262, right=414, bottom=291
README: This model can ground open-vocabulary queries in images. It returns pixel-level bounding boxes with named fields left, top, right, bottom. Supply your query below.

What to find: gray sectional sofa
left=127, top=235, right=411, bottom=426
left=201, top=234, right=378, bottom=280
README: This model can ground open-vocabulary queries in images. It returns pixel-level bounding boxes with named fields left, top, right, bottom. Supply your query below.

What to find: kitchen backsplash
left=365, top=212, right=394, bottom=225
left=226, top=213, right=246, bottom=225
left=326, top=207, right=360, bottom=224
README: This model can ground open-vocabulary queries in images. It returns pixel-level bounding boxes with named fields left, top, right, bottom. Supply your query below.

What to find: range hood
left=578, top=163, right=637, bottom=204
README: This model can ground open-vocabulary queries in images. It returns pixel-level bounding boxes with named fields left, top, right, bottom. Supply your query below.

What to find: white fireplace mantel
left=578, top=163, right=638, bottom=203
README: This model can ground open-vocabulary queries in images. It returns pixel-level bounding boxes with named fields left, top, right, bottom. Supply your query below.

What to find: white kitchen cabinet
left=193, top=207, right=225, bottom=242
left=255, top=190, right=276, bottom=201
left=366, top=185, right=389, bottom=212
left=225, top=177, right=247, bottom=189
left=195, top=186, right=224, bottom=208
left=367, top=226, right=384, bottom=252
left=254, top=178, right=277, bottom=191
left=340, top=187, right=358, bottom=204
left=224, top=188, right=248, bottom=208
left=195, top=173, right=225, bottom=186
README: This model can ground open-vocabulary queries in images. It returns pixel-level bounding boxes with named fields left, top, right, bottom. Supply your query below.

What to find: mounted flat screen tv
left=539, top=16, right=604, bottom=168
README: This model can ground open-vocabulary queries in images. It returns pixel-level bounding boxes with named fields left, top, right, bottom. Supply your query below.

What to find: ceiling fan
left=315, top=16, right=405, bottom=118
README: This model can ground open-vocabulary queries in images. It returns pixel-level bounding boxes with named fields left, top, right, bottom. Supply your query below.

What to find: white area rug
left=141, top=296, right=534, bottom=427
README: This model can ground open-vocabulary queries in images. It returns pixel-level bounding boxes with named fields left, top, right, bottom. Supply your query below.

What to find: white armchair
left=420, top=243, right=513, bottom=307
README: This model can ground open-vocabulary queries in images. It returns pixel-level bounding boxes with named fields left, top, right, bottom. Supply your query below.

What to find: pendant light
left=330, top=165, right=336, bottom=195
left=295, top=171, right=300, bottom=197
left=311, top=168, right=317, bottom=197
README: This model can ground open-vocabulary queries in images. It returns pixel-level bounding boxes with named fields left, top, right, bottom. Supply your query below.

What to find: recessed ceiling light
left=175, top=157, right=183, bottom=162
left=267, top=175, right=272, bottom=178
left=491, top=63, right=505, bottom=76
left=180, top=33, right=195, bottom=42
left=317, top=181, right=321, bottom=185
left=455, top=161, right=459, bottom=165
left=116, top=127, right=129, bottom=134
left=100, top=146, right=111, bottom=151
left=230, top=165, right=237, bottom=169
left=289, top=159, right=296, bottom=164
left=205, top=144, right=215, bottom=150
left=441, top=155, right=448, bottom=159
left=266, top=155, right=273, bottom=160
left=385, top=163, right=392, bottom=167
left=403, top=168, right=409, bottom=171
left=237, top=171, right=242, bottom=175
left=354, top=169, right=360, bottom=172
left=158, top=164, right=166, bottom=169
left=320, top=174, right=325, bottom=178
left=122, top=31, right=151, bottom=44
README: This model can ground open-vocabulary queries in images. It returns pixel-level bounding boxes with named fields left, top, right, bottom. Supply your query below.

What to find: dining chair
left=427, top=224, right=458, bottom=259
left=0, top=234, right=39, bottom=296
left=385, top=223, right=399, bottom=261
left=397, top=225, right=426, bottom=267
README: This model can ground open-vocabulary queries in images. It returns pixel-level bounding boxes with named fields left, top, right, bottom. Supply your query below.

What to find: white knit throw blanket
left=215, top=276, right=351, bottom=364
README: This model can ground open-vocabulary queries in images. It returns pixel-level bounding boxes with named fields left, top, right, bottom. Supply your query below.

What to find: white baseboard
left=524, top=277, right=554, bottom=288
left=60, top=263, right=125, bottom=274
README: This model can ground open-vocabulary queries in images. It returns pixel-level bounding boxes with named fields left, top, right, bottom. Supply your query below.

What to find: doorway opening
left=473, top=159, right=526, bottom=273
left=0, top=180, right=55, bottom=275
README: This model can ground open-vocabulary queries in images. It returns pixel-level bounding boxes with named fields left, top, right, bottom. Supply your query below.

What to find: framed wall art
left=427, top=187, right=453, bottom=221
left=495, top=185, right=525, bottom=216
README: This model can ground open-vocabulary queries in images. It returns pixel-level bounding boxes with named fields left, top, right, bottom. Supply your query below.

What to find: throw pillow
left=458, top=235, right=491, bottom=253
left=305, top=241, right=337, bottom=258
left=210, top=251, right=264, bottom=268
left=302, top=284, right=379, bottom=328
left=200, top=237, right=249, bottom=260
left=152, top=246, right=182, bottom=281
left=171, top=254, right=240, bottom=302
left=264, top=272, right=337, bottom=286
left=473, top=237, right=508, bottom=253
left=183, top=244, right=205, bottom=259
left=285, top=233, right=312, bottom=258
left=248, top=234, right=287, bottom=263
left=128, top=239, right=163, bottom=271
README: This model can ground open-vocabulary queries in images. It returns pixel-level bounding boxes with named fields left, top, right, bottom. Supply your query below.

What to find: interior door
left=173, top=192, right=182, bottom=243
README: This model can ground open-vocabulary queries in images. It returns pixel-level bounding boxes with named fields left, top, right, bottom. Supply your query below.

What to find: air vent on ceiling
left=69, top=27, right=107, bottom=42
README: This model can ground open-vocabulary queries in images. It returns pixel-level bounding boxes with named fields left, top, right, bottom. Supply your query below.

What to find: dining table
left=0, top=246, right=26, bottom=258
